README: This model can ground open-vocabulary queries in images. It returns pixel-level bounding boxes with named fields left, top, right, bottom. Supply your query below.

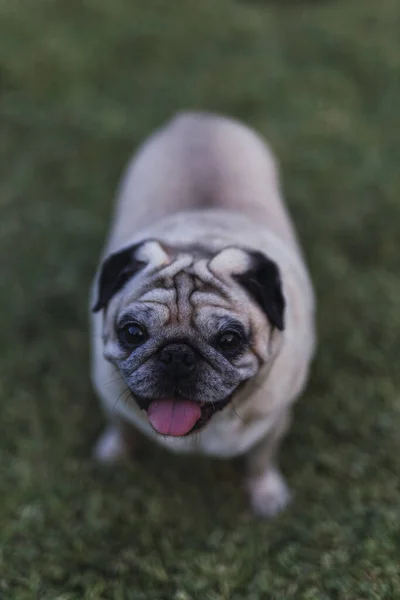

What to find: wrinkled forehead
left=110, top=250, right=253, bottom=332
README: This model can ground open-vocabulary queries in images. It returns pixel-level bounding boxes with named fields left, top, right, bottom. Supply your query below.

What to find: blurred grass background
left=1, top=0, right=400, bottom=598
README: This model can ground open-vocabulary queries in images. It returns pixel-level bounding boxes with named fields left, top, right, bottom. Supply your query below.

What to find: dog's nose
left=158, top=344, right=196, bottom=375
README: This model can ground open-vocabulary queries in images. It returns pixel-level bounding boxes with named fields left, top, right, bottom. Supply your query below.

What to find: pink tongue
left=148, top=399, right=201, bottom=436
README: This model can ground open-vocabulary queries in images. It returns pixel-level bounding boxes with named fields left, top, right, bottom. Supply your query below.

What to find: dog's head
left=93, top=239, right=285, bottom=437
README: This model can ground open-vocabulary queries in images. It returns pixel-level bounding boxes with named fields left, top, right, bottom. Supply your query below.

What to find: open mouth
left=134, top=395, right=232, bottom=437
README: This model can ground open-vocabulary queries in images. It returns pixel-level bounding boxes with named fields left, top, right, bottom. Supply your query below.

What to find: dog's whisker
left=106, top=375, right=127, bottom=386
left=231, top=401, right=245, bottom=423
left=122, top=389, right=132, bottom=404
left=113, top=387, right=131, bottom=412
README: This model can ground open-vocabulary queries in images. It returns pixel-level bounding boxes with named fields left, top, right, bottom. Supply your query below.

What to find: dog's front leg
left=93, top=417, right=137, bottom=464
left=245, top=410, right=292, bottom=518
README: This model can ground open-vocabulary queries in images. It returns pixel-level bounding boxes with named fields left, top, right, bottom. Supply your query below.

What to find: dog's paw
left=93, top=426, right=131, bottom=464
left=247, top=468, right=291, bottom=518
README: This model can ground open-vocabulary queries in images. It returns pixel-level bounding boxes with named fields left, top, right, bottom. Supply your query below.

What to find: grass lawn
left=1, top=0, right=400, bottom=598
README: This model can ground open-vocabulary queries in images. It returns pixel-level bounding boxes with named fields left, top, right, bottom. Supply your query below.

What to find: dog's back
left=107, top=112, right=300, bottom=254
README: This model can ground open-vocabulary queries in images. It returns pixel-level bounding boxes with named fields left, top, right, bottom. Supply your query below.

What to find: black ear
left=92, top=243, right=146, bottom=312
left=234, top=251, right=285, bottom=331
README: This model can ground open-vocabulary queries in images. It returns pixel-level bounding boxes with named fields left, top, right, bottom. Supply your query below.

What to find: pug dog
left=90, top=112, right=316, bottom=517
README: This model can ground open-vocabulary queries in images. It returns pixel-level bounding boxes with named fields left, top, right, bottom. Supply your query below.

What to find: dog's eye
left=217, top=330, right=243, bottom=355
left=118, top=322, right=148, bottom=348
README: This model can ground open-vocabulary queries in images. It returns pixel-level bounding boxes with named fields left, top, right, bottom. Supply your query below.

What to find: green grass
left=1, top=0, right=400, bottom=598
